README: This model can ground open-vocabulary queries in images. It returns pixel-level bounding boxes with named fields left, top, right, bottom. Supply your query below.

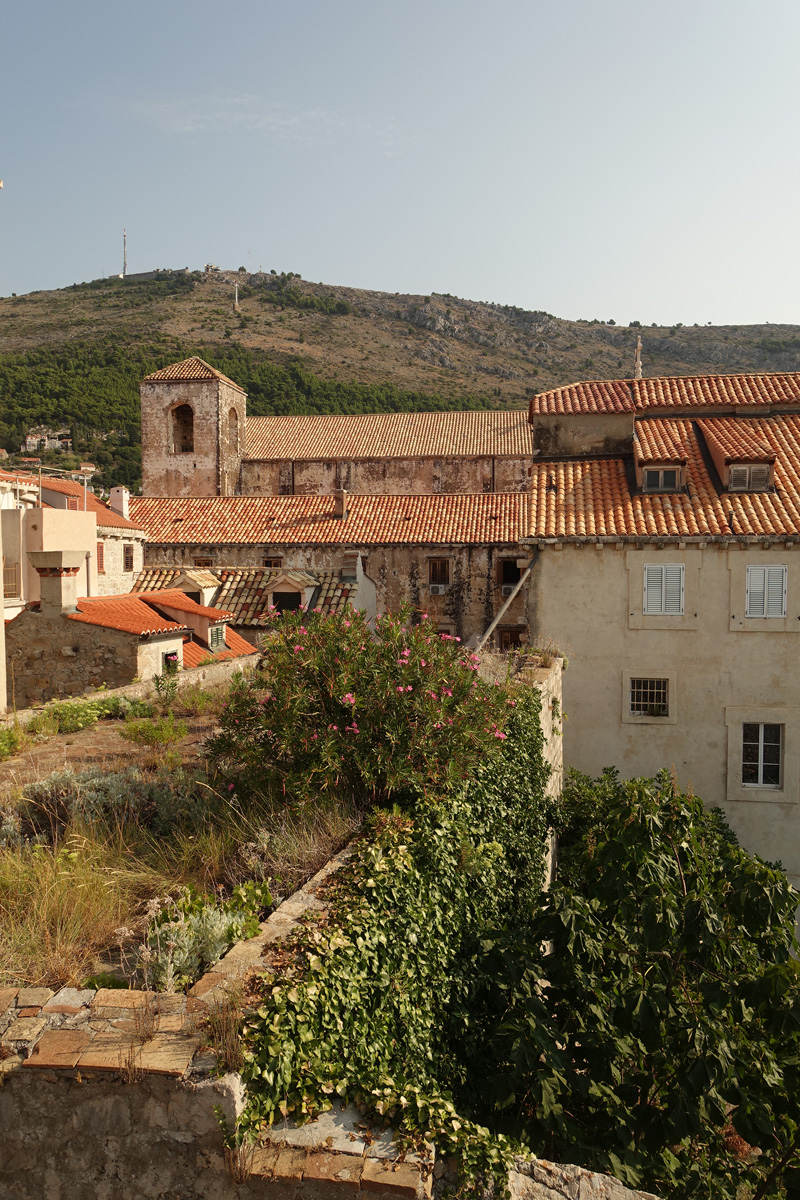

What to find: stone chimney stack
left=334, top=489, right=349, bottom=519
left=109, top=486, right=130, bottom=519
left=27, top=550, right=86, bottom=618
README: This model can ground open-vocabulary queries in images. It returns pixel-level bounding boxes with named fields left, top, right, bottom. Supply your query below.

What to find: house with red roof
left=4, top=551, right=256, bottom=709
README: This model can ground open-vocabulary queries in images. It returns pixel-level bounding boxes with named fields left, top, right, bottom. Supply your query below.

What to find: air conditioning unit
left=429, top=584, right=447, bottom=596
left=501, top=584, right=515, bottom=597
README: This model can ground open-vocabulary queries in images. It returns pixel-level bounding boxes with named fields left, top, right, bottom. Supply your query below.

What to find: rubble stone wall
left=239, top=455, right=530, bottom=497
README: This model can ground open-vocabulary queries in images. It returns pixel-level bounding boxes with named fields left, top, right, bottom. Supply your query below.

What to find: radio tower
left=123, top=228, right=127, bottom=278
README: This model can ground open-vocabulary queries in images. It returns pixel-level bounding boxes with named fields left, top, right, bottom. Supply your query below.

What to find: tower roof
left=142, top=356, right=246, bottom=393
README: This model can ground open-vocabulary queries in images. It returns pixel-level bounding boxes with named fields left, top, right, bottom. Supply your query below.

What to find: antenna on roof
left=634, top=334, right=643, bottom=380
left=123, top=228, right=127, bottom=278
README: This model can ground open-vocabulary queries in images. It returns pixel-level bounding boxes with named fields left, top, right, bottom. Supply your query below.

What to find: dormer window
left=209, top=624, right=226, bottom=649
left=729, top=464, right=771, bottom=492
left=643, top=468, right=679, bottom=492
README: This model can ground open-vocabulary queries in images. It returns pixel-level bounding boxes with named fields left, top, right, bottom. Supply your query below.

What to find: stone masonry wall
left=95, top=529, right=146, bottom=595
left=140, top=378, right=246, bottom=498
left=239, top=456, right=530, bottom=497
left=5, top=612, right=141, bottom=709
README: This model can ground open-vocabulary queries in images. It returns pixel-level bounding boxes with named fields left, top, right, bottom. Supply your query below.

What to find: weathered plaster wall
left=140, top=378, right=246, bottom=498
left=532, top=411, right=633, bottom=457
left=529, top=540, right=800, bottom=890
left=239, top=456, right=530, bottom=496
left=144, top=542, right=529, bottom=647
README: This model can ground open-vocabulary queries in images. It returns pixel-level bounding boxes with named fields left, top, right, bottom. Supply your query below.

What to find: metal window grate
left=630, top=677, right=669, bottom=717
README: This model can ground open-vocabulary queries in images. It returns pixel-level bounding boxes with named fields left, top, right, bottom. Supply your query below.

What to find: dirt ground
left=0, top=715, right=219, bottom=800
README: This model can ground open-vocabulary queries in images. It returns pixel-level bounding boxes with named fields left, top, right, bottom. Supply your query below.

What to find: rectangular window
left=193, top=557, right=214, bottom=568
left=96, top=542, right=105, bottom=574
left=745, top=565, right=787, bottom=618
left=742, top=723, right=782, bottom=787
left=643, top=563, right=684, bottom=614
left=730, top=464, right=771, bottom=492
left=209, top=624, right=226, bottom=649
left=429, top=559, right=450, bottom=586
left=630, top=677, right=669, bottom=717
left=499, top=629, right=523, bottom=651
left=500, top=560, right=522, bottom=586
left=263, top=557, right=283, bottom=569
left=123, top=544, right=134, bottom=572
left=643, top=468, right=679, bottom=492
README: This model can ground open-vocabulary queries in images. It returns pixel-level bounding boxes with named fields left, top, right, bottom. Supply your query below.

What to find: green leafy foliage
left=208, top=606, right=515, bottom=810
left=469, top=769, right=800, bottom=1199
left=25, top=693, right=153, bottom=736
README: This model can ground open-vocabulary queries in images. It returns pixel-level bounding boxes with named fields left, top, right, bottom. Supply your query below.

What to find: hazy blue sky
left=2, top=0, right=798, bottom=324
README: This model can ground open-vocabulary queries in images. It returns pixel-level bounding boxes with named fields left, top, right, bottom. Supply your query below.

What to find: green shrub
left=208, top=606, right=514, bottom=810
left=469, top=770, right=800, bottom=1199
left=119, top=712, right=188, bottom=747
left=26, top=694, right=153, bottom=736
left=0, top=723, right=27, bottom=762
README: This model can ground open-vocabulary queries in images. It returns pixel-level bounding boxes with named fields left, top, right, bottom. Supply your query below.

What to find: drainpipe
left=476, top=550, right=539, bottom=652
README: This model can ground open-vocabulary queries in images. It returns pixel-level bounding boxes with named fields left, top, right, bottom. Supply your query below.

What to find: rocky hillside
left=2, top=268, right=799, bottom=409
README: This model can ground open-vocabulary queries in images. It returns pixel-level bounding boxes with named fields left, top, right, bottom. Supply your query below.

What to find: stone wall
left=143, top=542, right=532, bottom=648
left=3, top=613, right=182, bottom=709
left=140, top=377, right=246, bottom=498
left=96, top=528, right=146, bottom=595
left=239, top=456, right=530, bottom=497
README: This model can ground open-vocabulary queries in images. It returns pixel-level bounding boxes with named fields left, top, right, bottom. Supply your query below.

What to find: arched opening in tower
left=172, top=404, right=194, bottom=453
left=228, top=407, right=239, bottom=457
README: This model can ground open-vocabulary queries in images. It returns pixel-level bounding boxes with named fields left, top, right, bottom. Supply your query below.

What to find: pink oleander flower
left=342, top=693, right=356, bottom=705
left=401, top=648, right=411, bottom=657
left=299, top=626, right=308, bottom=634
left=328, top=724, right=338, bottom=731
left=406, top=685, right=413, bottom=692
left=442, top=688, right=452, bottom=697
left=397, top=686, right=405, bottom=693
left=293, top=644, right=304, bottom=653
left=420, top=660, right=426, bottom=667
left=228, top=783, right=234, bottom=791
left=494, top=731, right=507, bottom=739
left=344, top=620, right=351, bottom=627
left=311, top=733, right=319, bottom=740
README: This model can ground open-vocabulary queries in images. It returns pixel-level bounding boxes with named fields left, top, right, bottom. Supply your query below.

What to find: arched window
left=172, top=404, right=194, bottom=454
left=228, top=407, right=239, bottom=457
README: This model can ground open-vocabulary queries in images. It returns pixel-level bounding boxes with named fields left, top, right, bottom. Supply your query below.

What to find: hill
left=1, top=267, right=799, bottom=490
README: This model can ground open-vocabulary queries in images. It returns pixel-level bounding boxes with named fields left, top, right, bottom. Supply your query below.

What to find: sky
left=1, top=0, right=799, bottom=326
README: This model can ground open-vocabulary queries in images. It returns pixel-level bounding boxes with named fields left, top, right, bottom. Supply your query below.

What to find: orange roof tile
left=36, top=476, right=143, bottom=531
left=129, top=492, right=525, bottom=547
left=66, top=596, right=187, bottom=636
left=136, top=589, right=233, bottom=620
left=634, top=419, right=689, bottom=464
left=142, top=356, right=246, bottom=392
left=133, top=566, right=359, bottom=621
left=245, top=409, right=533, bottom=460
left=530, top=372, right=800, bottom=418
left=696, top=417, right=777, bottom=463
left=182, top=626, right=257, bottom=668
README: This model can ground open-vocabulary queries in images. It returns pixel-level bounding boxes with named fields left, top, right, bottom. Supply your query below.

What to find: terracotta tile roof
left=696, top=417, right=777, bottom=463
left=133, top=567, right=359, bottom=623
left=244, top=410, right=533, bottom=460
left=66, top=596, right=188, bottom=636
left=37, top=477, right=143, bottom=531
left=634, top=419, right=689, bottom=464
left=136, top=589, right=233, bottom=620
left=528, top=413, right=800, bottom=540
left=530, top=372, right=800, bottom=418
left=129, top=492, right=525, bottom=547
left=529, top=380, right=635, bottom=416
left=142, top=356, right=246, bottom=393
left=182, top=626, right=257, bottom=668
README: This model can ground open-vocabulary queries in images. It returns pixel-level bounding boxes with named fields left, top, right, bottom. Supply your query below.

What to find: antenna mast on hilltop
left=634, top=334, right=643, bottom=380
left=123, top=228, right=127, bottom=278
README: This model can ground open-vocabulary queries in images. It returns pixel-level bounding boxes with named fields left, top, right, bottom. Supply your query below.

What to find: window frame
left=730, top=464, right=771, bottom=492
left=629, top=677, right=670, bottom=718
left=262, top=557, right=283, bottom=569
left=622, top=668, right=678, bottom=724
left=123, top=543, right=134, bottom=572
left=642, top=563, right=685, bottom=615
left=745, top=564, right=787, bottom=619
left=741, top=722, right=783, bottom=788
left=209, top=624, right=226, bottom=650
left=643, top=467, right=680, bottom=493
left=428, top=558, right=451, bottom=587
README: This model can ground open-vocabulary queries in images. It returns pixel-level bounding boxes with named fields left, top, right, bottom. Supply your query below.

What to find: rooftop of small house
left=133, top=567, right=365, bottom=624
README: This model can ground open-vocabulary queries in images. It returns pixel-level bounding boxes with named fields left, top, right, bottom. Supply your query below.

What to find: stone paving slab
left=16, top=987, right=54, bottom=1008
left=1, top=1015, right=47, bottom=1049
left=23, top=1028, right=91, bottom=1069
left=137, top=1032, right=200, bottom=1076
left=361, top=1159, right=429, bottom=1199
left=77, top=1032, right=138, bottom=1071
left=0, top=986, right=19, bottom=1012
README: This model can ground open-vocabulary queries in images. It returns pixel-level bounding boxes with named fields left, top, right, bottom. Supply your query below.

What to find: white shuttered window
left=643, top=564, right=684, bottom=615
left=746, top=565, right=787, bottom=618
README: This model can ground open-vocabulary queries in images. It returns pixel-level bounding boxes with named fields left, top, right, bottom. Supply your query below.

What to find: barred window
left=630, top=677, right=669, bottom=717
left=209, top=624, right=226, bottom=650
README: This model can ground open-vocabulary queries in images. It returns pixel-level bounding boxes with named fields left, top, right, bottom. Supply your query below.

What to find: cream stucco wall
left=528, top=540, right=800, bottom=889
left=2, top=507, right=98, bottom=614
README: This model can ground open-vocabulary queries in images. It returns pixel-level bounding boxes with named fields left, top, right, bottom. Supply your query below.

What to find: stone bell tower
left=140, top=356, right=247, bottom=497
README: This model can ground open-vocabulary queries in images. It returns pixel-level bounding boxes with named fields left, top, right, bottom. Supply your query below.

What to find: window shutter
left=750, top=464, right=770, bottom=490
left=730, top=466, right=749, bottom=491
left=663, top=564, right=684, bottom=614
left=766, top=565, right=787, bottom=617
left=643, top=565, right=663, bottom=614
left=96, top=542, right=104, bottom=573
left=746, top=566, right=767, bottom=617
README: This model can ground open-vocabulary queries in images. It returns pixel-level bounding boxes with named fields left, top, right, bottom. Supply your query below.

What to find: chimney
left=333, top=489, right=349, bottom=519
left=109, top=486, right=130, bottom=519
left=27, top=550, right=86, bottom=618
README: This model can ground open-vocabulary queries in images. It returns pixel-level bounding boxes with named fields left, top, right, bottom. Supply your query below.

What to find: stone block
left=249, top=1145, right=279, bottom=1177
left=77, top=1033, right=138, bottom=1071
left=16, top=1007, right=41, bottom=1017
left=361, top=1159, right=428, bottom=1199
left=45, top=987, right=95, bottom=1010
left=0, top=987, right=18, bottom=1014
left=16, top=987, right=54, bottom=1008
left=273, top=1147, right=307, bottom=1180
left=92, top=987, right=149, bottom=1009
left=302, top=1150, right=363, bottom=1191
left=137, top=1032, right=200, bottom=1076
left=23, top=1029, right=91, bottom=1069
left=1, top=1016, right=47, bottom=1051
left=189, top=972, right=226, bottom=998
